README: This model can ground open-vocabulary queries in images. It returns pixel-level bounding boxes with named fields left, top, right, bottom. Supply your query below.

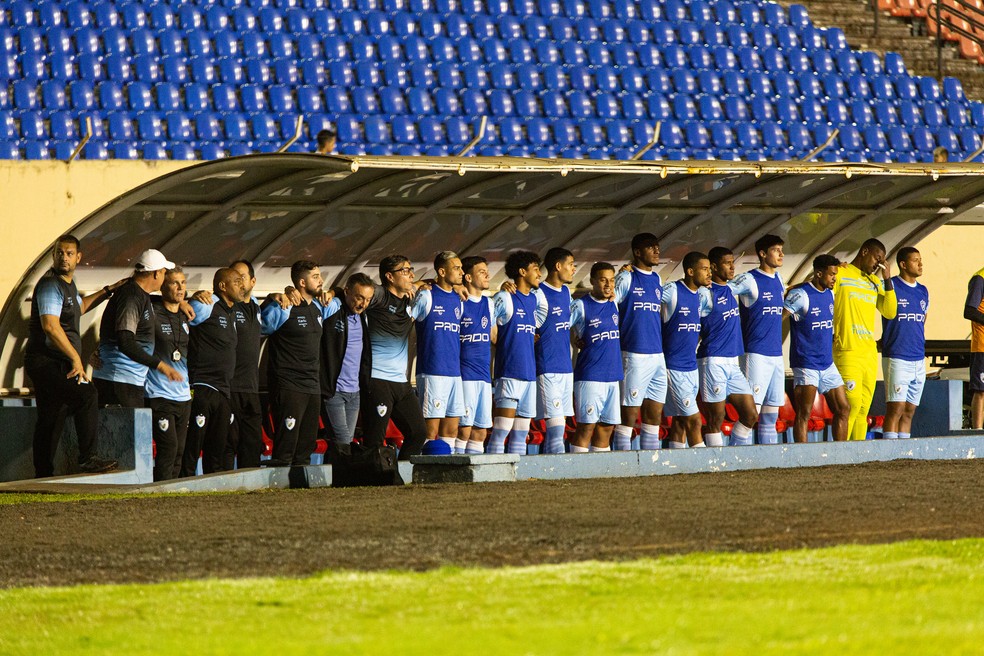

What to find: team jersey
left=460, top=295, right=494, bottom=383
left=261, top=298, right=325, bottom=394
left=730, top=268, right=785, bottom=357
left=697, top=281, right=743, bottom=359
left=231, top=297, right=263, bottom=394
left=493, top=289, right=539, bottom=381
left=571, top=295, right=622, bottom=383
left=412, top=286, right=463, bottom=377
left=534, top=282, right=573, bottom=375
left=882, top=276, right=929, bottom=361
left=94, top=279, right=157, bottom=386
left=966, top=267, right=984, bottom=353
left=188, top=295, right=238, bottom=396
left=27, top=269, right=82, bottom=362
left=145, top=299, right=190, bottom=402
left=614, top=267, right=663, bottom=354
left=365, top=286, right=414, bottom=382
left=832, top=262, right=897, bottom=353
left=784, top=282, right=835, bottom=369
left=661, top=281, right=712, bottom=371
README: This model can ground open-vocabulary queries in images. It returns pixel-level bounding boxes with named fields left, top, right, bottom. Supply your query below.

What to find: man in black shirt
left=225, top=259, right=265, bottom=469
left=25, top=234, right=120, bottom=477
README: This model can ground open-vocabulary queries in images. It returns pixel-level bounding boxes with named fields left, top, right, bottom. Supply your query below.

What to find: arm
left=187, top=297, right=215, bottom=327
left=81, top=278, right=127, bottom=314
left=260, top=299, right=291, bottom=334
left=698, top=287, right=714, bottom=318
left=533, top=288, right=549, bottom=330
left=492, top=291, right=514, bottom=327
left=660, top=283, right=677, bottom=324
left=409, top=289, right=432, bottom=321
left=783, top=288, right=808, bottom=322
left=876, top=263, right=897, bottom=320
left=39, top=315, right=87, bottom=380
left=728, top=273, right=757, bottom=308
left=965, top=276, right=984, bottom=324
left=613, top=270, right=631, bottom=305
left=569, top=299, right=585, bottom=349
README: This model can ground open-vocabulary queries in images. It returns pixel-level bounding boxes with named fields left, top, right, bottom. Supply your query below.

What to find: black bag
left=328, top=441, right=403, bottom=487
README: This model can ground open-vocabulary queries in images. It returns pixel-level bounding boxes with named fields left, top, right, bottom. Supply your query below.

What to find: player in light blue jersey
left=490, top=251, right=543, bottom=455
left=411, top=251, right=466, bottom=453
left=698, top=247, right=758, bottom=447
left=729, top=234, right=786, bottom=444
left=570, top=263, right=623, bottom=452
left=662, top=252, right=714, bottom=448
left=882, top=247, right=929, bottom=439
left=534, top=247, right=576, bottom=454
left=613, top=233, right=666, bottom=451
left=783, top=255, right=850, bottom=442
left=458, top=256, right=496, bottom=455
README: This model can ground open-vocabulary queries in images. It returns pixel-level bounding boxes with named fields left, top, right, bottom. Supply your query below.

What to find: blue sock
left=488, top=416, right=512, bottom=454
left=465, top=440, right=484, bottom=454
left=882, top=431, right=898, bottom=440
left=544, top=419, right=566, bottom=454
left=507, top=418, right=532, bottom=455
left=640, top=423, right=661, bottom=450
left=757, top=410, right=779, bottom=445
left=613, top=425, right=633, bottom=451
left=730, top=422, right=753, bottom=446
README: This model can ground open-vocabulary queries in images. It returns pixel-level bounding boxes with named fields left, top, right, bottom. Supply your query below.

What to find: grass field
left=1, top=538, right=982, bottom=655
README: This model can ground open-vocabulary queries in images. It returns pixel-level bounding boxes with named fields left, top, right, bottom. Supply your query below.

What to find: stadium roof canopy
left=3, top=153, right=984, bottom=385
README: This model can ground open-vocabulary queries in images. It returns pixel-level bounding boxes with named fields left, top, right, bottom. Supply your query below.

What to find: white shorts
left=574, top=380, right=621, bottom=425
left=665, top=368, right=700, bottom=417
left=793, top=364, right=845, bottom=395
left=741, top=353, right=786, bottom=407
left=620, top=351, right=668, bottom=406
left=460, top=379, right=493, bottom=428
left=417, top=375, right=465, bottom=419
left=494, top=377, right=537, bottom=418
left=536, top=372, right=574, bottom=419
left=698, top=356, right=753, bottom=403
left=883, top=357, right=926, bottom=405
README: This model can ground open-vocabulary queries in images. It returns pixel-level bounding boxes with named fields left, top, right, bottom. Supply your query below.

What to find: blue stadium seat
left=873, top=101, right=899, bottom=125
left=898, top=100, right=921, bottom=126
left=752, top=24, right=774, bottom=49
left=672, top=69, right=697, bottom=94
left=722, top=71, right=746, bottom=95
left=137, top=113, right=164, bottom=140
left=825, top=99, right=849, bottom=124
left=943, top=78, right=966, bottom=102
left=947, top=102, right=969, bottom=127
left=658, top=120, right=685, bottom=149
left=863, top=126, right=888, bottom=152
left=959, top=128, right=981, bottom=153
left=637, top=43, right=661, bottom=67
left=923, top=102, right=945, bottom=128
left=800, top=98, right=824, bottom=124
left=196, top=113, right=224, bottom=141
left=648, top=94, right=672, bottom=120
left=710, top=123, right=734, bottom=149
left=886, top=126, right=911, bottom=151
left=751, top=97, right=775, bottom=122
left=434, top=88, right=461, bottom=115
left=787, top=124, right=813, bottom=153
left=0, top=141, right=20, bottom=159
left=723, top=95, right=749, bottom=121
left=746, top=72, right=772, bottom=97
left=850, top=100, right=874, bottom=126
left=621, top=93, right=646, bottom=120
left=936, top=127, right=960, bottom=154
left=727, top=25, right=750, bottom=48
left=970, top=102, right=984, bottom=126
left=776, top=25, right=799, bottom=49
left=698, top=94, right=723, bottom=121
left=697, top=70, right=722, bottom=94
left=48, top=53, right=75, bottom=81
left=166, top=112, right=194, bottom=141
left=869, top=76, right=895, bottom=100
left=552, top=118, right=579, bottom=147
left=760, top=122, right=786, bottom=151
left=155, top=83, right=182, bottom=111
left=838, top=125, right=863, bottom=152
left=776, top=97, right=800, bottom=123
left=251, top=114, right=278, bottom=141
left=418, top=117, right=444, bottom=144
left=798, top=74, right=823, bottom=98
left=835, top=51, right=859, bottom=76
left=40, top=80, right=66, bottom=110
left=895, top=77, right=919, bottom=101
left=646, top=67, right=672, bottom=93
left=661, top=44, right=687, bottom=68
left=684, top=121, right=710, bottom=148
left=49, top=112, right=75, bottom=140
left=298, top=86, right=325, bottom=113
left=911, top=126, right=935, bottom=152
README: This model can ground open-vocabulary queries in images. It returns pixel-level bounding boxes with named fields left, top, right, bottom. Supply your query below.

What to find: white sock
left=570, top=444, right=589, bottom=453
left=667, top=440, right=687, bottom=449
left=693, top=442, right=706, bottom=448
left=465, top=440, right=485, bottom=454
left=730, top=421, right=753, bottom=447
left=899, top=432, right=911, bottom=439
left=454, top=438, right=468, bottom=453
left=439, top=437, right=456, bottom=450
left=613, top=425, right=633, bottom=451
left=640, top=423, right=661, bottom=450
left=704, top=432, right=724, bottom=447
left=487, top=416, right=513, bottom=454
left=589, top=445, right=611, bottom=452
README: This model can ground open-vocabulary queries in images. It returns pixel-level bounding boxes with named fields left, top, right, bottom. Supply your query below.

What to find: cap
left=420, top=439, right=452, bottom=455
left=133, top=249, right=175, bottom=272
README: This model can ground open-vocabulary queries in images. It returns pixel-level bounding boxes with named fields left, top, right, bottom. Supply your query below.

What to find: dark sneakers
left=79, top=457, right=118, bottom=474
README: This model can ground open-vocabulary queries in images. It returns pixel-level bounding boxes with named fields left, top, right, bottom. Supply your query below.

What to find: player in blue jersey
left=534, top=247, right=576, bottom=454
left=490, top=251, right=543, bottom=455
left=569, top=263, right=623, bottom=452
left=729, top=234, right=786, bottom=444
left=662, top=252, right=714, bottom=448
left=881, top=247, right=929, bottom=439
left=412, top=251, right=466, bottom=453
left=783, top=255, right=851, bottom=442
left=698, top=247, right=758, bottom=447
left=458, top=256, right=496, bottom=455
left=613, top=233, right=667, bottom=451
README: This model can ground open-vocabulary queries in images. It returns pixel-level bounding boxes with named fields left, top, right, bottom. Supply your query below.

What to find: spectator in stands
left=784, top=255, right=851, bottom=442
left=832, top=239, right=897, bottom=441
left=661, top=252, right=714, bottom=448
left=457, top=256, right=496, bottom=455
left=882, top=247, right=929, bottom=439
left=934, top=147, right=949, bottom=163
left=963, top=265, right=984, bottom=429
left=569, top=262, right=623, bottom=453
left=320, top=273, right=374, bottom=446
left=93, top=249, right=183, bottom=408
left=698, top=247, right=757, bottom=448
left=534, top=247, right=577, bottom=454
left=25, top=234, right=120, bottom=477
left=315, top=129, right=336, bottom=155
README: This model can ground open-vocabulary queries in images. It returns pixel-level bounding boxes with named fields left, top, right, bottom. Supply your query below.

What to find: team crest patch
left=434, top=399, right=442, bottom=409
left=285, top=416, right=296, bottom=430
left=753, top=385, right=761, bottom=395
left=552, top=399, right=561, bottom=409
left=829, top=304, right=834, bottom=314
left=230, top=413, right=235, bottom=424
left=895, top=385, right=902, bottom=394
left=713, top=385, right=721, bottom=395
left=846, top=380, right=856, bottom=392
left=157, top=418, right=169, bottom=432
left=684, top=398, right=691, bottom=407
left=377, top=404, right=388, bottom=417
left=630, top=389, right=639, bottom=399
left=195, top=415, right=206, bottom=428
left=481, top=316, right=489, bottom=329
left=586, top=405, right=595, bottom=415
left=464, top=407, right=471, bottom=416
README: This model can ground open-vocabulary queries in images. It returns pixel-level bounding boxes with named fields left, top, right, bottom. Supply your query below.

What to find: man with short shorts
left=458, top=256, right=495, bottom=455
left=534, top=247, right=576, bottom=454
left=882, top=247, right=928, bottom=439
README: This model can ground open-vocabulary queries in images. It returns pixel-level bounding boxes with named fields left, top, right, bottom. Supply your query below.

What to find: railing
left=928, top=0, right=984, bottom=79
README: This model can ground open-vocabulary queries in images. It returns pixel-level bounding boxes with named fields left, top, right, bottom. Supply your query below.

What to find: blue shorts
left=536, top=372, right=574, bottom=419
left=620, top=351, right=668, bottom=406
left=573, top=380, right=621, bottom=425
left=741, top=353, right=786, bottom=407
left=494, top=377, right=537, bottom=418
left=416, top=374, right=465, bottom=419
left=792, top=364, right=845, bottom=395
left=665, top=368, right=700, bottom=417
left=460, top=379, right=493, bottom=428
left=698, top=356, right=753, bottom=403
left=883, top=357, right=926, bottom=405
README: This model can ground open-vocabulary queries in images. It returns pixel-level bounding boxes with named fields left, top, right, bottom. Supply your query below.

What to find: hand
left=879, top=259, right=892, bottom=280
left=452, top=283, right=468, bottom=301
left=619, top=263, right=632, bottom=273
left=318, top=289, right=335, bottom=306
left=157, top=361, right=184, bottom=382
left=67, top=358, right=89, bottom=382
left=191, top=290, right=214, bottom=305
left=88, top=350, right=103, bottom=370
left=109, top=278, right=129, bottom=293
left=270, top=292, right=292, bottom=309
left=500, top=280, right=517, bottom=294
left=283, top=286, right=302, bottom=306
left=178, top=300, right=196, bottom=321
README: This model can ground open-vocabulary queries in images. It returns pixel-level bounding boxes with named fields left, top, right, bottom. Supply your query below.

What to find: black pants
left=223, top=391, right=263, bottom=470
left=149, top=397, right=191, bottom=482
left=361, top=378, right=427, bottom=460
left=269, top=387, right=320, bottom=466
left=94, top=378, right=145, bottom=408
left=179, top=386, right=231, bottom=477
left=25, top=354, right=99, bottom=478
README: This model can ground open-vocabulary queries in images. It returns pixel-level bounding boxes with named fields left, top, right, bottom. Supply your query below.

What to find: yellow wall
left=913, top=224, right=980, bottom=342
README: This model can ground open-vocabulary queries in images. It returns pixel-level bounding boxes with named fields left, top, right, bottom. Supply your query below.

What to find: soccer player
left=412, top=251, right=466, bottom=452
left=458, top=256, right=495, bottom=455
left=784, top=255, right=851, bottom=442
left=534, top=247, right=576, bottom=454
left=661, top=252, right=713, bottom=448
left=730, top=234, right=786, bottom=445
left=489, top=251, right=542, bottom=455
left=965, top=264, right=984, bottom=429
left=613, top=233, right=666, bottom=451
left=569, top=262, right=622, bottom=452
left=832, top=238, right=897, bottom=441
left=882, top=247, right=928, bottom=439
left=697, top=247, right=758, bottom=447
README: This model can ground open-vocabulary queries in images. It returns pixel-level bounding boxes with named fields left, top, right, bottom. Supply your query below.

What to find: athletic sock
left=667, top=440, right=687, bottom=449
left=730, top=422, right=754, bottom=447
left=704, top=432, right=724, bottom=447
left=590, top=445, right=611, bottom=452
left=693, top=442, right=706, bottom=448
left=439, top=437, right=456, bottom=453
left=757, top=407, right=780, bottom=444
left=487, top=416, right=512, bottom=454
left=570, top=444, right=589, bottom=453
left=613, top=425, right=634, bottom=451
left=882, top=431, right=898, bottom=440
left=544, top=417, right=567, bottom=454
left=465, top=440, right=485, bottom=454
left=507, top=417, right=532, bottom=455
left=452, top=438, right=467, bottom=453
left=899, top=432, right=911, bottom=439
left=640, top=423, right=662, bottom=450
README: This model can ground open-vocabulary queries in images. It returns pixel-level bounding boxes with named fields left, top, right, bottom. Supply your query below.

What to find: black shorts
left=971, top=353, right=984, bottom=392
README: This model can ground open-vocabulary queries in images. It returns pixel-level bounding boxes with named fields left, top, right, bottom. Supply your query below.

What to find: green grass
left=2, top=539, right=984, bottom=655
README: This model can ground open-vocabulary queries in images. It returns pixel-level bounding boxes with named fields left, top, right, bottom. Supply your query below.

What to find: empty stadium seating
left=1, top=0, right=983, bottom=161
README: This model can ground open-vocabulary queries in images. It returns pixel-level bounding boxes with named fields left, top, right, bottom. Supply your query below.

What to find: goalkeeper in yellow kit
left=833, top=238, right=898, bottom=441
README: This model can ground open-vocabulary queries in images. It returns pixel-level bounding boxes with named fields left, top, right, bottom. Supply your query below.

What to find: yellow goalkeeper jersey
left=832, top=262, right=897, bottom=353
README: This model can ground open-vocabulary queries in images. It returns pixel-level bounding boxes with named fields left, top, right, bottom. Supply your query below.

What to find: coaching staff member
left=227, top=260, right=265, bottom=469
left=26, top=234, right=120, bottom=477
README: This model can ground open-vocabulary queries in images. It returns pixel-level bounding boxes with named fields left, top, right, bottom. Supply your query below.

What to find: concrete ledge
left=410, top=453, right=519, bottom=484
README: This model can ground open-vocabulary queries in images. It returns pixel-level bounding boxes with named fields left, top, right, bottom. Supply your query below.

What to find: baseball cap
left=421, top=439, right=453, bottom=455
left=133, top=249, right=175, bottom=272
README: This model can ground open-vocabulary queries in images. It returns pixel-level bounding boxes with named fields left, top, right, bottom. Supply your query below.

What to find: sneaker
left=79, top=457, right=118, bottom=474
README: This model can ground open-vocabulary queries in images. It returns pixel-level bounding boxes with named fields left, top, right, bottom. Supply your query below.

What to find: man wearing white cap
left=93, top=249, right=184, bottom=407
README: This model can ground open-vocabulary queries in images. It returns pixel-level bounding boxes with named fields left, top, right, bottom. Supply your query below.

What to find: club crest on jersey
left=553, top=399, right=561, bottom=409
left=829, top=304, right=834, bottom=314
left=195, top=415, right=206, bottom=428
left=683, top=398, right=691, bottom=407
left=377, top=403, right=388, bottom=417
left=920, top=300, right=927, bottom=311
left=183, top=322, right=189, bottom=333
left=285, top=416, right=296, bottom=430
left=481, top=316, right=489, bottom=329
left=612, top=313, right=619, bottom=325
left=455, top=306, right=462, bottom=319
left=157, top=418, right=169, bottom=432
left=846, top=380, right=856, bottom=391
